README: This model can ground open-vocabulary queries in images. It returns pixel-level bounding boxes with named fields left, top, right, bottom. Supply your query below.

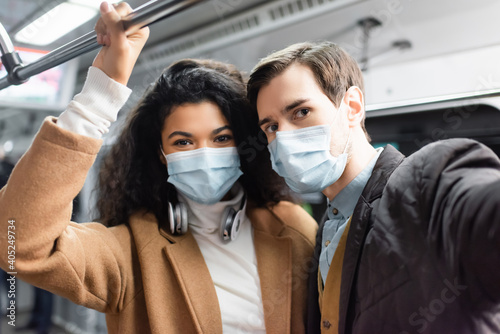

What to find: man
left=247, top=41, right=500, bottom=333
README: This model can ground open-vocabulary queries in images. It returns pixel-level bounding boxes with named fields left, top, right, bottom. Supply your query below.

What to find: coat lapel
left=132, top=205, right=295, bottom=333
left=338, top=145, right=405, bottom=333
left=162, top=231, right=223, bottom=333
left=249, top=207, right=293, bottom=334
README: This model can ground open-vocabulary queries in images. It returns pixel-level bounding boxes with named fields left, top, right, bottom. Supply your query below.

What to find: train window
left=366, top=103, right=500, bottom=157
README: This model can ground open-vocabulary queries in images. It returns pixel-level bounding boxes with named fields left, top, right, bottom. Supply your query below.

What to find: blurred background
left=1, top=0, right=500, bottom=333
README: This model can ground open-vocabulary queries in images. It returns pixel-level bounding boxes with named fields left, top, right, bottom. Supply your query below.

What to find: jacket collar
left=162, top=231, right=223, bottom=333
left=128, top=211, right=223, bottom=332
left=360, top=145, right=405, bottom=203
left=158, top=204, right=293, bottom=333
left=247, top=206, right=293, bottom=333
left=338, top=144, right=405, bottom=333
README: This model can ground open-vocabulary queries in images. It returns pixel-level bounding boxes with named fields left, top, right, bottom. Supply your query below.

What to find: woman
left=0, top=3, right=317, bottom=333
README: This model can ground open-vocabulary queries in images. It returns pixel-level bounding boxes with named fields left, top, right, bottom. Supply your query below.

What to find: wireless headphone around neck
left=168, top=194, right=247, bottom=243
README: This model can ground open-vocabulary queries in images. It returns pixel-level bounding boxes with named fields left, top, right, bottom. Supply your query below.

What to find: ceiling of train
left=2, top=0, right=499, bottom=73
left=0, top=0, right=270, bottom=67
left=1, top=0, right=500, bottom=159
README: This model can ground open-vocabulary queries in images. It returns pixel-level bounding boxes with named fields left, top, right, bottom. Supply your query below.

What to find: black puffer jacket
left=307, top=139, right=500, bottom=334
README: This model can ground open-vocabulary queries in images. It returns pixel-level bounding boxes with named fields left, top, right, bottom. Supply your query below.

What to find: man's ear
left=344, top=86, right=365, bottom=128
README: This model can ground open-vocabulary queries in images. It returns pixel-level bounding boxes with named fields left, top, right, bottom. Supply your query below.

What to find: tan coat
left=0, top=118, right=318, bottom=333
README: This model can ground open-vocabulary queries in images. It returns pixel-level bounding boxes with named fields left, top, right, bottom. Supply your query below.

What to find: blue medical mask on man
left=164, top=147, right=243, bottom=205
left=267, top=95, right=351, bottom=194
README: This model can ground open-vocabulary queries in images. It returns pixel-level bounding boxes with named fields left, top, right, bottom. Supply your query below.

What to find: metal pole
left=0, top=23, right=15, bottom=55
left=0, top=0, right=204, bottom=90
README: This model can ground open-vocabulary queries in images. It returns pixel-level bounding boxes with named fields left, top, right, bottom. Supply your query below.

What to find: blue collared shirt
left=319, top=148, right=383, bottom=284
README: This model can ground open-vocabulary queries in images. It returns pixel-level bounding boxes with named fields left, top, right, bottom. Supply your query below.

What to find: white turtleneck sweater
left=57, top=67, right=266, bottom=332
left=179, top=187, right=266, bottom=333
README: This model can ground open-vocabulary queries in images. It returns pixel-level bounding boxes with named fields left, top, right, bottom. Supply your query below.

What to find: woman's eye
left=214, top=135, right=233, bottom=143
left=265, top=124, right=279, bottom=134
left=174, top=139, right=191, bottom=146
left=294, top=108, right=310, bottom=119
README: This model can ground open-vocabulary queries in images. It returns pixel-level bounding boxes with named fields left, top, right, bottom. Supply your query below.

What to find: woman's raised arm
left=0, top=2, right=148, bottom=313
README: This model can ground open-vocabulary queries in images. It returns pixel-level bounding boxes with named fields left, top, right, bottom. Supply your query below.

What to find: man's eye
left=265, top=124, right=278, bottom=134
left=295, top=108, right=310, bottom=119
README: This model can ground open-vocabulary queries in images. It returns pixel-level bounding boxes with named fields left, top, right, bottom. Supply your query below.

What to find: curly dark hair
left=96, top=59, right=293, bottom=227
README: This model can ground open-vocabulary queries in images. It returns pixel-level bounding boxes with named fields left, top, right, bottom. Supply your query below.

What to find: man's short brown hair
left=248, top=41, right=369, bottom=139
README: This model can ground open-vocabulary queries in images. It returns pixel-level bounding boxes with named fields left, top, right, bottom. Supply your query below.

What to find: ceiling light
left=69, top=0, right=121, bottom=9
left=14, top=2, right=102, bottom=46
left=3, top=140, right=13, bottom=153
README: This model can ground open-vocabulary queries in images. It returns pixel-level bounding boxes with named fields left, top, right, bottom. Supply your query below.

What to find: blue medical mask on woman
left=267, top=101, right=351, bottom=194
left=164, top=147, right=243, bottom=205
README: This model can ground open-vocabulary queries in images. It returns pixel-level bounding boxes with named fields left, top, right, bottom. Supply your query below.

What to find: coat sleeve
left=419, top=139, right=500, bottom=305
left=0, top=117, right=131, bottom=314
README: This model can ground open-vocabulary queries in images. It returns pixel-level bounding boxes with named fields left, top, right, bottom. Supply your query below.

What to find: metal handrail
left=0, top=23, right=15, bottom=55
left=0, top=0, right=204, bottom=90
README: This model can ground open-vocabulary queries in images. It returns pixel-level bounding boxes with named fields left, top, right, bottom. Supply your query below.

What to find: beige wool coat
left=0, top=118, right=318, bottom=333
